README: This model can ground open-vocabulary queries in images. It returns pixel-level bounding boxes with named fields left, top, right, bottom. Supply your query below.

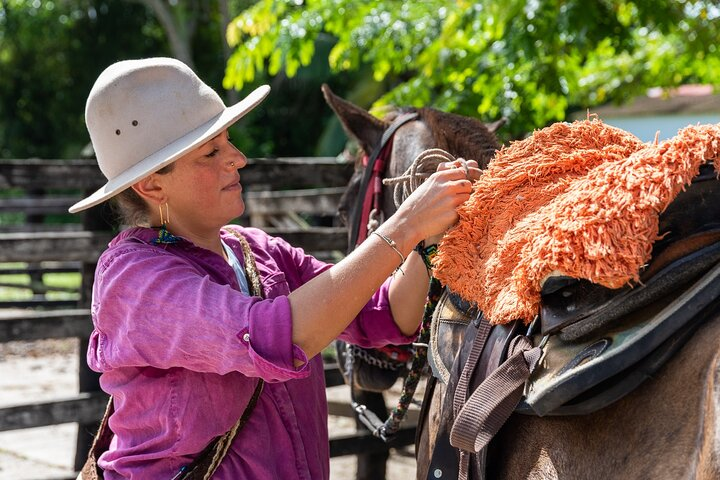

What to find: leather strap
left=348, top=112, right=419, bottom=249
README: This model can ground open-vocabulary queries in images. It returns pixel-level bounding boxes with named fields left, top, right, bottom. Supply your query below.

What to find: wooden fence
left=0, top=158, right=416, bottom=479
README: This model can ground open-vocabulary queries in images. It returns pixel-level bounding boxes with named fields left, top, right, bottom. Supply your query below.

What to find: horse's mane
left=419, top=108, right=500, bottom=167
left=383, top=107, right=501, bottom=167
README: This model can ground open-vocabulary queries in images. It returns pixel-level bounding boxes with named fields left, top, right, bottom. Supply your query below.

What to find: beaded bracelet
left=414, top=242, right=438, bottom=271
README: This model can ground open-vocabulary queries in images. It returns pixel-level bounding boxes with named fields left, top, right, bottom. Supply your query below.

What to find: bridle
left=344, top=110, right=449, bottom=443
left=348, top=112, right=419, bottom=250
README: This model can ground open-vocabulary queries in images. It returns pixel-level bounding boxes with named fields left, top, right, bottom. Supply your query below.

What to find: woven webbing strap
left=450, top=335, right=541, bottom=480
left=450, top=336, right=541, bottom=451
left=453, top=317, right=492, bottom=418
left=450, top=316, right=492, bottom=480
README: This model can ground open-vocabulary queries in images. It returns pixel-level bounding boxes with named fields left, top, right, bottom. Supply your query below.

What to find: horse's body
left=419, top=312, right=720, bottom=479
left=324, top=85, right=502, bottom=480
left=323, top=86, right=720, bottom=479
left=492, top=316, right=720, bottom=479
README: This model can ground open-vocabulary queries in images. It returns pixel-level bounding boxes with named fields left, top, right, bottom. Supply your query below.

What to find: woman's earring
left=153, top=202, right=180, bottom=245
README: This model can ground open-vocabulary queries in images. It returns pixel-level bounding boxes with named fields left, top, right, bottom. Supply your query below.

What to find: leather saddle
left=423, top=162, right=720, bottom=479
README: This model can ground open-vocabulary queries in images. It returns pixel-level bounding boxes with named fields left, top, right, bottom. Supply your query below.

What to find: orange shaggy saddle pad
left=433, top=118, right=720, bottom=325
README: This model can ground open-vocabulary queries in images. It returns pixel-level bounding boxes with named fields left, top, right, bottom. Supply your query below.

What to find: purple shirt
left=88, top=226, right=414, bottom=479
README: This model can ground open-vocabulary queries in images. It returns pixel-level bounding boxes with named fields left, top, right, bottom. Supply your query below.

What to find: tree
left=225, top=0, right=720, bottom=139
left=126, top=0, right=198, bottom=70
left=0, top=0, right=167, bottom=158
left=0, top=0, right=256, bottom=159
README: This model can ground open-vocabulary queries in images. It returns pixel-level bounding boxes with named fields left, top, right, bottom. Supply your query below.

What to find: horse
left=322, top=86, right=720, bottom=480
left=322, top=84, right=501, bottom=478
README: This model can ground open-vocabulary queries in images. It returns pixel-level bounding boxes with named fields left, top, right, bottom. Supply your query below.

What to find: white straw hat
left=69, top=57, right=270, bottom=213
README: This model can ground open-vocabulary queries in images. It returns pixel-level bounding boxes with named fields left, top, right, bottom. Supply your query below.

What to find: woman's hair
left=111, top=164, right=175, bottom=227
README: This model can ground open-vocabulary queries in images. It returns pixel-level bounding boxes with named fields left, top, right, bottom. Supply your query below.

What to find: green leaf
left=225, top=0, right=720, bottom=140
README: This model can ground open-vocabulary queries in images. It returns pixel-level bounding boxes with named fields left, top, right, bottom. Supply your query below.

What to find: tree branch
left=126, top=0, right=195, bottom=70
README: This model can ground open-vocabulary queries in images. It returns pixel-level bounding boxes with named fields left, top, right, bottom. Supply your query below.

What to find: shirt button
left=242, top=333, right=250, bottom=342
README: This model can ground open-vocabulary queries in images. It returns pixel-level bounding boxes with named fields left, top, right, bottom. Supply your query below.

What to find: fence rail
left=0, top=157, right=353, bottom=190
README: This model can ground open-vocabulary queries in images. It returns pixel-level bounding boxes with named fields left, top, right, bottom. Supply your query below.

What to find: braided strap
left=181, top=228, right=265, bottom=479
left=180, top=380, right=264, bottom=480
left=228, top=228, right=263, bottom=297
left=376, top=276, right=443, bottom=441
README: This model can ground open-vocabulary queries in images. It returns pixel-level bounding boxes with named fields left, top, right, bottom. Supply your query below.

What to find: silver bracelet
left=372, top=231, right=405, bottom=275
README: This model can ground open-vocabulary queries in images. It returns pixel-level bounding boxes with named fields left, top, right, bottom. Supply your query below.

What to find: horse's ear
left=485, top=117, right=507, bottom=134
left=322, top=84, right=388, bottom=154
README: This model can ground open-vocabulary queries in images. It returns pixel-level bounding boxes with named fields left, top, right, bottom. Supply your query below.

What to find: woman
left=70, top=57, right=479, bottom=479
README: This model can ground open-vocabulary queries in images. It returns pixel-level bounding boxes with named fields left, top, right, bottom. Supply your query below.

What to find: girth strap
left=451, top=316, right=492, bottom=479
left=426, top=318, right=522, bottom=480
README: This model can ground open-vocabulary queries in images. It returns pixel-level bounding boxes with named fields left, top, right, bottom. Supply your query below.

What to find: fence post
left=353, top=387, right=390, bottom=480
left=74, top=201, right=114, bottom=471
left=26, top=188, right=45, bottom=300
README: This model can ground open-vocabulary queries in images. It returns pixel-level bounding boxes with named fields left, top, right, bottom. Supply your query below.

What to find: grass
left=0, top=263, right=81, bottom=301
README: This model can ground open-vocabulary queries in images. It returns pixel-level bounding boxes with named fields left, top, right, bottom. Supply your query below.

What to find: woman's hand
left=437, top=158, right=482, bottom=180
left=395, top=159, right=481, bottom=243
left=382, top=159, right=481, bottom=335
left=287, top=158, right=482, bottom=359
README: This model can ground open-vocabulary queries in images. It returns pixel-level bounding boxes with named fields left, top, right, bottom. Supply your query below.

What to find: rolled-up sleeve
left=89, top=246, right=309, bottom=383
left=337, top=275, right=419, bottom=348
left=259, top=231, right=417, bottom=348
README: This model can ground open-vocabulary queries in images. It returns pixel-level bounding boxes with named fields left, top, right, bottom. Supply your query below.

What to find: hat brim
left=69, top=84, right=271, bottom=213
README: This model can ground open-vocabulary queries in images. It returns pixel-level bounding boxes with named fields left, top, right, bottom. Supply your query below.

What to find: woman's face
left=157, top=130, right=247, bottom=232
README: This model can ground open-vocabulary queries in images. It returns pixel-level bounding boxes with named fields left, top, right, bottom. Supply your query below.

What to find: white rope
left=367, top=208, right=383, bottom=236
left=383, top=148, right=468, bottom=208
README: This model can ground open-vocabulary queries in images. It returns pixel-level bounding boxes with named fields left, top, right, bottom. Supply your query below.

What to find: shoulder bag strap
left=181, top=228, right=266, bottom=479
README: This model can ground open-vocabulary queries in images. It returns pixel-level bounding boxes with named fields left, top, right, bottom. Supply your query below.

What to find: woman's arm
left=288, top=164, right=478, bottom=360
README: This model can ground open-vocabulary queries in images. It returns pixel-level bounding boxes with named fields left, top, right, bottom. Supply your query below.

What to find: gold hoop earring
left=153, top=202, right=180, bottom=245
left=159, top=202, right=170, bottom=226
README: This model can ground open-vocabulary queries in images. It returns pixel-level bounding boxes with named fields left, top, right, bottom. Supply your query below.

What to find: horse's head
left=321, top=84, right=504, bottom=241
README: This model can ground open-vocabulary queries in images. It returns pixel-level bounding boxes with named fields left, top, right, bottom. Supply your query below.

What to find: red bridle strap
left=356, top=139, right=394, bottom=246
left=349, top=112, right=419, bottom=250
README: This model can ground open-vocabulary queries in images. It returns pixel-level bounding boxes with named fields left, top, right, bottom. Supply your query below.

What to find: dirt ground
left=0, top=339, right=418, bottom=480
